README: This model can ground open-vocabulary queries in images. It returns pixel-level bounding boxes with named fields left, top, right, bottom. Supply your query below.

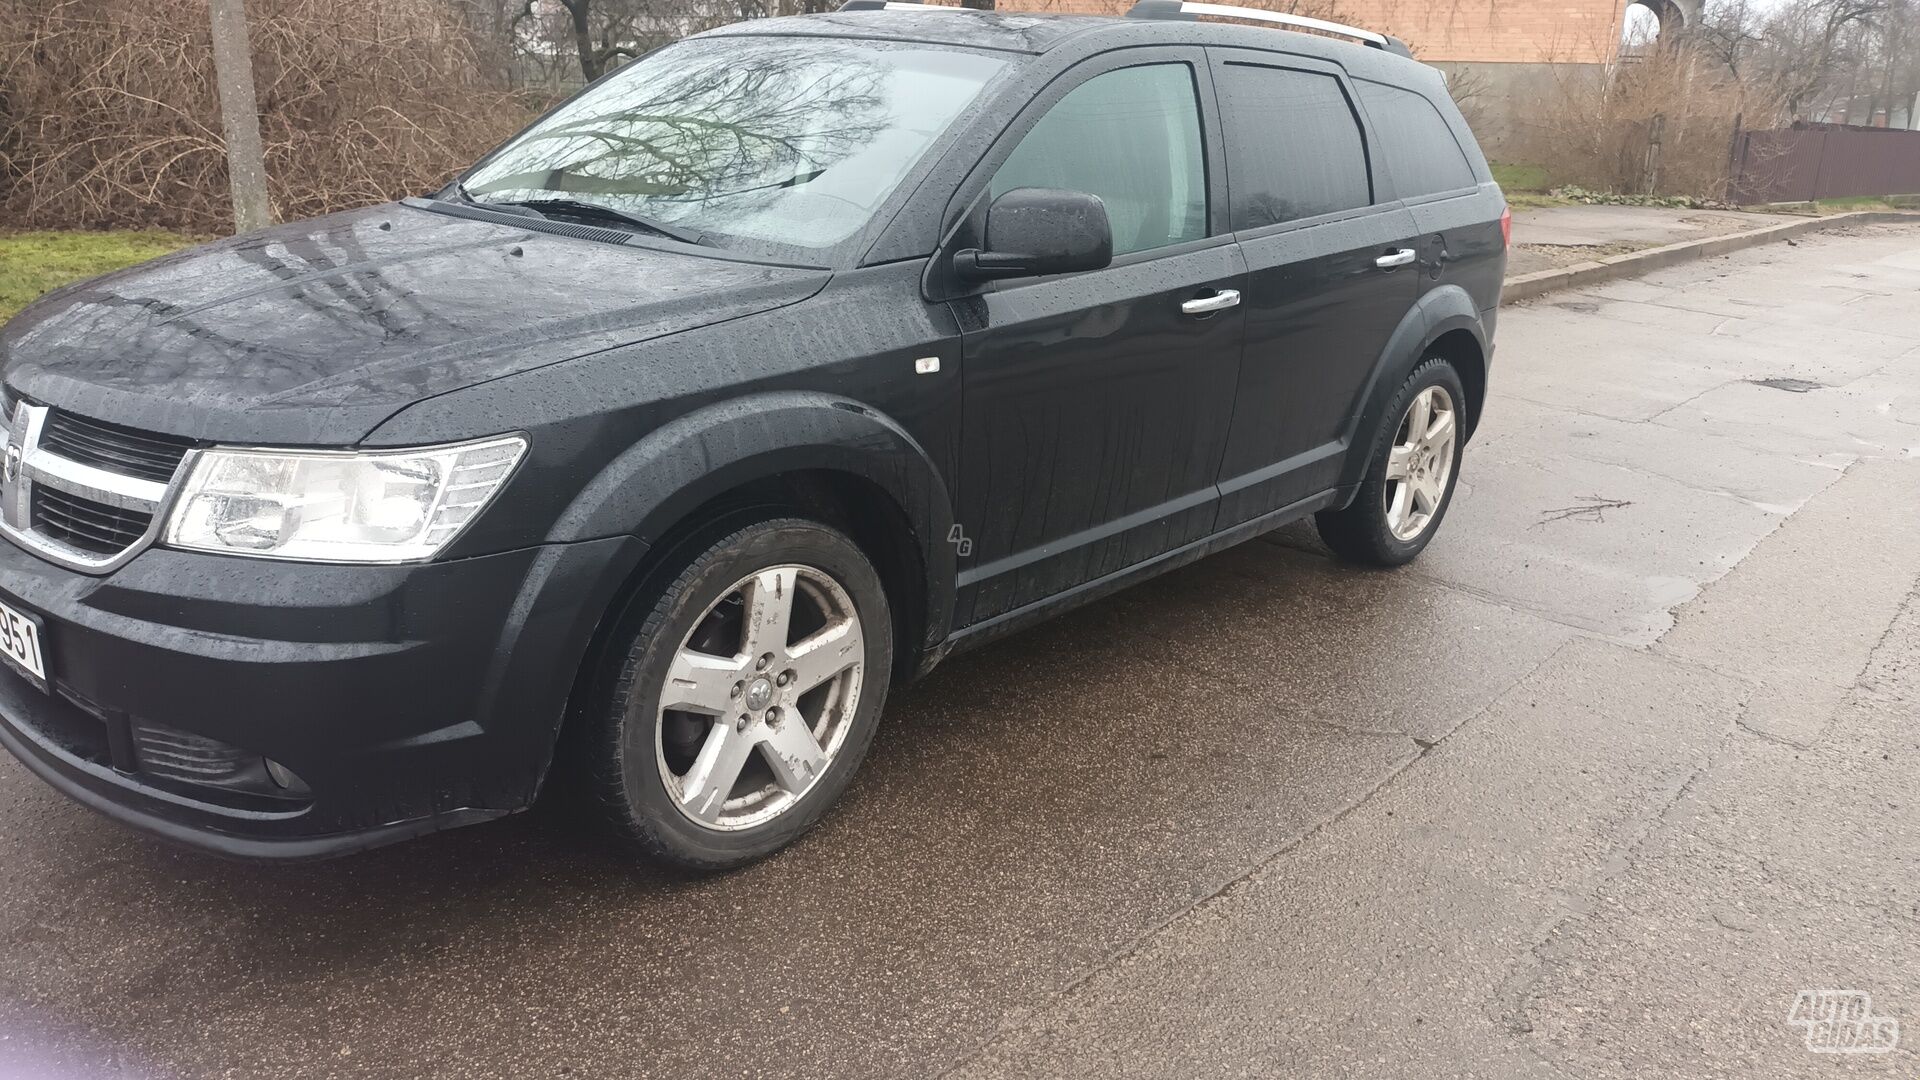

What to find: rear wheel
left=1316, top=357, right=1466, bottom=567
left=583, top=516, right=892, bottom=870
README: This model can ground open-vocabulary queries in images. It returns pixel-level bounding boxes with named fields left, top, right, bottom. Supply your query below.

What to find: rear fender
left=1335, top=285, right=1487, bottom=496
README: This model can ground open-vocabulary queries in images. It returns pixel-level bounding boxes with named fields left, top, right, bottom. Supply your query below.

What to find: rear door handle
left=1181, top=289, right=1241, bottom=316
left=1375, top=249, right=1417, bottom=269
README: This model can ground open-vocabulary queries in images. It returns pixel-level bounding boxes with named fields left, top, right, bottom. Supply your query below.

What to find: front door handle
left=1375, top=249, right=1417, bottom=269
left=1181, top=289, right=1242, bottom=316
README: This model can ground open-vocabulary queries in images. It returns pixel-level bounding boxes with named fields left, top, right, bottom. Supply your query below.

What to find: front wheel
left=1315, top=357, right=1466, bottom=567
left=583, top=516, right=893, bottom=870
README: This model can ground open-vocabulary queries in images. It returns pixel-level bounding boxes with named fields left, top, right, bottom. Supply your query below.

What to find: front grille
left=1, top=402, right=190, bottom=569
left=40, top=410, right=192, bottom=483
left=31, top=486, right=153, bottom=554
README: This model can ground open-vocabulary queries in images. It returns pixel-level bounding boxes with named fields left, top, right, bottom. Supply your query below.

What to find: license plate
left=0, top=595, right=48, bottom=690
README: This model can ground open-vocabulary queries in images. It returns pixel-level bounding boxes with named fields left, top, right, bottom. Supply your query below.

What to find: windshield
left=464, top=37, right=1006, bottom=261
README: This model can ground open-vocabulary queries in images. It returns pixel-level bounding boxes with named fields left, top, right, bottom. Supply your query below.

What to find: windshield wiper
left=447, top=181, right=545, bottom=219
left=494, top=198, right=710, bottom=247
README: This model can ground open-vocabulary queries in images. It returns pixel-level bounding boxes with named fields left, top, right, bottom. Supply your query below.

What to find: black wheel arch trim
left=1334, top=284, right=1488, bottom=498
left=546, top=390, right=957, bottom=652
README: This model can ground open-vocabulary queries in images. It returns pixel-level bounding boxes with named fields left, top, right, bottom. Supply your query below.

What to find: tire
left=582, top=515, right=893, bottom=870
left=1315, top=356, right=1467, bottom=567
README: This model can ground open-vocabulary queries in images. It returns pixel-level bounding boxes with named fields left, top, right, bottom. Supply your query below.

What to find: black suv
left=0, top=0, right=1505, bottom=867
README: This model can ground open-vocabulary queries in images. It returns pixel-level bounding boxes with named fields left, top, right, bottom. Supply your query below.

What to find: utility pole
left=207, top=0, right=272, bottom=233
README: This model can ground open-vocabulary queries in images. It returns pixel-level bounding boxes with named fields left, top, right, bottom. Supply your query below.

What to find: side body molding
left=1333, top=283, right=1489, bottom=498
left=548, top=391, right=958, bottom=650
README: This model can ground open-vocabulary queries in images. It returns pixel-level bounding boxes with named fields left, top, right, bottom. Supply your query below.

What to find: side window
left=1215, top=63, right=1370, bottom=231
left=1356, top=79, right=1478, bottom=197
left=990, top=64, right=1207, bottom=258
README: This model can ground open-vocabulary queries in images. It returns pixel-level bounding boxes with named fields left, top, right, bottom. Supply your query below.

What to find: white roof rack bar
left=837, top=0, right=1414, bottom=56
left=838, top=1, right=979, bottom=10
left=1179, top=2, right=1383, bottom=44
left=1126, top=0, right=1411, bottom=55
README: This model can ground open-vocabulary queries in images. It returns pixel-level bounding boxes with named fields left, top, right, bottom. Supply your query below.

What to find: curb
left=1500, top=210, right=1920, bottom=306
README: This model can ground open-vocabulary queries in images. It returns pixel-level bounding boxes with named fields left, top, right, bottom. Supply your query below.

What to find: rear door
left=949, top=50, right=1247, bottom=626
left=1206, top=50, right=1421, bottom=526
left=1353, top=77, right=1507, bottom=313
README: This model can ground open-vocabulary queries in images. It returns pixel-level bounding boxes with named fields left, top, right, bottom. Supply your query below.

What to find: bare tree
left=1698, top=0, right=1895, bottom=118
left=556, top=0, right=643, bottom=80
left=500, top=0, right=738, bottom=83
left=207, top=0, right=271, bottom=231
left=1695, top=0, right=1768, bottom=80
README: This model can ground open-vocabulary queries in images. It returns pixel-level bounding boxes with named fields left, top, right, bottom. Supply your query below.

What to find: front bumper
left=0, top=534, right=640, bottom=859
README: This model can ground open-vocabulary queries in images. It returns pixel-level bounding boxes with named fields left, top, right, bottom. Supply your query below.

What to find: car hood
left=0, top=202, right=830, bottom=445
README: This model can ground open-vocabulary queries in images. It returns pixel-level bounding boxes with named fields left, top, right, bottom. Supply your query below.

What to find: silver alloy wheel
left=1383, top=384, right=1458, bottom=542
left=656, top=564, right=865, bottom=832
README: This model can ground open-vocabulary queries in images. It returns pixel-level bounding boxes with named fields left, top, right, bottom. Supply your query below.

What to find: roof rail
left=1126, top=0, right=1412, bottom=57
left=838, top=0, right=977, bottom=10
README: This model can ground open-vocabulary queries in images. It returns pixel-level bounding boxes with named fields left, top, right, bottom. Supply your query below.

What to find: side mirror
left=954, top=187, right=1113, bottom=282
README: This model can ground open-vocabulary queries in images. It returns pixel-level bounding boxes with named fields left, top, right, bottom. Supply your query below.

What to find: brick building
left=1012, top=0, right=1634, bottom=63
left=995, top=0, right=1675, bottom=152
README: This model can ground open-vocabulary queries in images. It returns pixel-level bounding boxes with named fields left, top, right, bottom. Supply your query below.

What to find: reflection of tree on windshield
left=470, top=47, right=888, bottom=218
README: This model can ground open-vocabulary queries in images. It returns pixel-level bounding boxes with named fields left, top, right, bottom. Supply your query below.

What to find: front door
left=950, top=53, right=1245, bottom=627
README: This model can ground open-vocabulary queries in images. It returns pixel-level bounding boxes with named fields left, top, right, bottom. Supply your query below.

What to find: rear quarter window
left=1215, top=63, right=1370, bottom=230
left=1355, top=79, right=1478, bottom=198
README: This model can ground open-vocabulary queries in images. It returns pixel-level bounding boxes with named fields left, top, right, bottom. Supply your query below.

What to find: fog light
left=263, top=757, right=309, bottom=794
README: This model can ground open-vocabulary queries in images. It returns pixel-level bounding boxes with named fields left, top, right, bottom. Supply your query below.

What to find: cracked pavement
left=2, top=225, right=1919, bottom=1079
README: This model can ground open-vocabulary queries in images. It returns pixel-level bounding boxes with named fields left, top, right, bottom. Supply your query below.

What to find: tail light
left=1499, top=205, right=1512, bottom=248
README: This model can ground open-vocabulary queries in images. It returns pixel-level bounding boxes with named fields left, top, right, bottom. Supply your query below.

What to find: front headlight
left=164, top=435, right=527, bottom=563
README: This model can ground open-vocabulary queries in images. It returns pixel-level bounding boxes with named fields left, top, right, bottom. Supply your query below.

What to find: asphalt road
left=3, top=225, right=1918, bottom=1080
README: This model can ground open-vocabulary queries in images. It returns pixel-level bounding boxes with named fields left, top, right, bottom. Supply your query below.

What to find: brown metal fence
left=1730, top=122, right=1920, bottom=204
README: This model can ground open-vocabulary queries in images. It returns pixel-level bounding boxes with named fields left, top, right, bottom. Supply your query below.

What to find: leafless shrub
left=1442, top=64, right=1494, bottom=136
left=0, top=0, right=545, bottom=232
left=1511, top=47, right=1784, bottom=199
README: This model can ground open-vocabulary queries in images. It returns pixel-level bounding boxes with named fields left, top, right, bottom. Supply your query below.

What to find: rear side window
left=990, top=64, right=1207, bottom=257
left=1214, top=63, right=1369, bottom=230
left=1355, top=79, right=1478, bottom=197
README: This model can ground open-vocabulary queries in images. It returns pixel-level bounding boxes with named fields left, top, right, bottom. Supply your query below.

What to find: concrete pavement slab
left=1092, top=541, right=1578, bottom=743
left=1530, top=291, right=1911, bottom=388
left=1657, top=458, right=1920, bottom=745
left=1575, top=230, right=1920, bottom=347
left=1518, top=822, right=1917, bottom=1079
left=1524, top=291, right=1735, bottom=336
left=1651, top=375, right=1920, bottom=461
left=945, top=637, right=1744, bottom=1080
left=1516, top=591, right=1920, bottom=1079
left=1487, top=307, right=1760, bottom=423
left=1403, top=443, right=1787, bottom=642
left=1469, top=395, right=1842, bottom=515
